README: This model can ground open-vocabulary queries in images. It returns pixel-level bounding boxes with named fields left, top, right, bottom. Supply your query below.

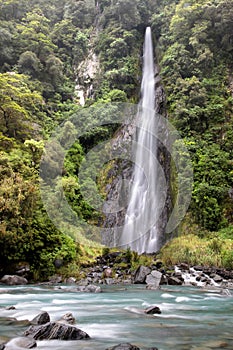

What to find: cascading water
left=120, top=27, right=162, bottom=253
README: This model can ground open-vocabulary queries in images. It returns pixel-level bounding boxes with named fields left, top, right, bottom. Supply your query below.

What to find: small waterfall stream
left=120, top=27, right=161, bottom=253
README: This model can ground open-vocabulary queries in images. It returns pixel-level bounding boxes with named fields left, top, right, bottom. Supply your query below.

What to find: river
left=0, top=284, right=232, bottom=349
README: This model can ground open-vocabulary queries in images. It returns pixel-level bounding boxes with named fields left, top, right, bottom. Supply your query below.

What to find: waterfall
left=120, top=27, right=160, bottom=253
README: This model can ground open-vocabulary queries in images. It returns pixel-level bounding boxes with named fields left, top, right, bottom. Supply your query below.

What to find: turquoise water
left=0, top=284, right=233, bottom=349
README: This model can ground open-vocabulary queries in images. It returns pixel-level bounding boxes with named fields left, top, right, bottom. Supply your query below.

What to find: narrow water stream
left=0, top=284, right=232, bottom=349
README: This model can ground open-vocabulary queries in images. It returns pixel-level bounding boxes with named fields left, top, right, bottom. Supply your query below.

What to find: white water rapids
left=0, top=284, right=233, bottom=350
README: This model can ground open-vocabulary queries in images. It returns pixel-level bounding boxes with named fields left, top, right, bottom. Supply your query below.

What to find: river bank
left=1, top=250, right=233, bottom=291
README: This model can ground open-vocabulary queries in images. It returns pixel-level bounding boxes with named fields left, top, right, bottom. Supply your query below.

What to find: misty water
left=1, top=284, right=233, bottom=350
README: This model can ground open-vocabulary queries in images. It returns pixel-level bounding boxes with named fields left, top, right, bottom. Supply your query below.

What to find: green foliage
left=0, top=73, right=43, bottom=141
left=0, top=0, right=233, bottom=279
left=103, top=89, right=127, bottom=102
left=158, top=233, right=233, bottom=268
left=156, top=0, right=233, bottom=232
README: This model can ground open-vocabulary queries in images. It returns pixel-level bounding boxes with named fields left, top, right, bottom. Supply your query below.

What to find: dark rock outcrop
left=24, top=322, right=90, bottom=340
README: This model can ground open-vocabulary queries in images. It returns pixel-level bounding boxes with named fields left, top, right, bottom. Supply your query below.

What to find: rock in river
left=106, top=343, right=140, bottom=350
left=0, top=275, right=28, bottom=286
left=144, top=305, right=161, bottom=315
left=24, top=322, right=90, bottom=340
left=30, top=312, right=50, bottom=325
left=2, top=337, right=37, bottom=349
left=76, top=284, right=102, bottom=293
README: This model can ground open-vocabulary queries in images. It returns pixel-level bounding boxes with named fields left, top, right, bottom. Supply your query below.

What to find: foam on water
left=161, top=293, right=175, bottom=299
left=0, top=284, right=233, bottom=350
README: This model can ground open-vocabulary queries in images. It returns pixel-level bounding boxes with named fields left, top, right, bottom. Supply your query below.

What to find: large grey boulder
left=3, top=337, right=37, bottom=349
left=133, top=266, right=151, bottom=284
left=0, top=275, right=28, bottom=286
left=145, top=270, right=162, bottom=289
left=24, top=322, right=90, bottom=340
left=106, top=343, right=140, bottom=350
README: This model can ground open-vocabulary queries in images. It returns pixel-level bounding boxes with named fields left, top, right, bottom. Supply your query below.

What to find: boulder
left=76, top=284, right=102, bottom=293
left=103, top=268, right=113, bottom=278
left=133, top=266, right=151, bottom=284
left=105, top=278, right=116, bottom=285
left=179, top=263, right=189, bottom=270
left=3, top=337, right=37, bottom=349
left=0, top=275, right=28, bottom=286
left=212, top=274, right=223, bottom=283
left=106, top=343, right=140, bottom=350
left=54, top=259, right=63, bottom=268
left=15, top=263, right=30, bottom=278
left=145, top=270, right=162, bottom=289
left=30, top=312, right=50, bottom=325
left=57, top=313, right=75, bottom=325
left=5, top=306, right=16, bottom=310
left=48, top=275, right=62, bottom=283
left=64, top=277, right=76, bottom=284
left=0, top=317, right=30, bottom=327
left=24, top=322, right=90, bottom=340
left=144, top=305, right=161, bottom=315
left=77, top=279, right=89, bottom=286
left=167, top=276, right=183, bottom=285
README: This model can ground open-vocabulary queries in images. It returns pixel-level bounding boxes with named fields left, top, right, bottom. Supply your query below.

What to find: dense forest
left=0, top=0, right=232, bottom=280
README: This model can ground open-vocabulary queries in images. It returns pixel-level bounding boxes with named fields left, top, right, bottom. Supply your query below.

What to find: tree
left=0, top=27, right=14, bottom=69
left=0, top=73, right=43, bottom=141
left=16, top=9, right=55, bottom=62
left=17, top=51, right=42, bottom=78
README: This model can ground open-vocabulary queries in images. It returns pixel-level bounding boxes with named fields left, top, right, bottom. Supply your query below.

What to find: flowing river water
left=0, top=284, right=233, bottom=350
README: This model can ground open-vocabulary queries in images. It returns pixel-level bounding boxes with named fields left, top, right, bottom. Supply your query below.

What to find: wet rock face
left=24, top=322, right=90, bottom=341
